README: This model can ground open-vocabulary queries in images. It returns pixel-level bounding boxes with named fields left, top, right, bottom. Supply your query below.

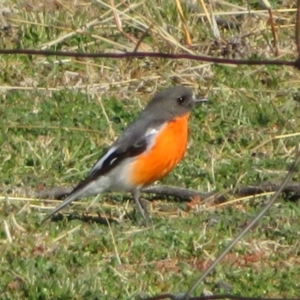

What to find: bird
left=42, top=86, right=208, bottom=224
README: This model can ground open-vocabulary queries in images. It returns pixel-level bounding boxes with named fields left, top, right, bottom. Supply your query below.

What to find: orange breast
left=130, top=113, right=190, bottom=187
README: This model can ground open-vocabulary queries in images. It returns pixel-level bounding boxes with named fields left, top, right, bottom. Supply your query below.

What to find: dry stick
left=296, top=0, right=300, bottom=57
left=175, top=0, right=192, bottom=45
left=0, top=49, right=298, bottom=68
left=198, top=0, right=212, bottom=29
left=145, top=294, right=299, bottom=300
left=209, top=4, right=221, bottom=42
left=29, top=181, right=300, bottom=215
left=267, top=8, right=279, bottom=57
left=110, top=0, right=138, bottom=46
left=132, top=23, right=154, bottom=53
left=196, top=8, right=296, bottom=18
left=33, top=180, right=300, bottom=202
left=182, top=150, right=300, bottom=300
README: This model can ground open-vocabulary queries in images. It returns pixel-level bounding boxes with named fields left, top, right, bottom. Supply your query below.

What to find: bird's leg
left=132, top=189, right=152, bottom=226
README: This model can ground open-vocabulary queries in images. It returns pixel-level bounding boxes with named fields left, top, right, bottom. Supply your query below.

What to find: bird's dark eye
left=177, top=96, right=186, bottom=104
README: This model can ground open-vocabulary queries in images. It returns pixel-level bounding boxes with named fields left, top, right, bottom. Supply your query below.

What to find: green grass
left=1, top=0, right=300, bottom=299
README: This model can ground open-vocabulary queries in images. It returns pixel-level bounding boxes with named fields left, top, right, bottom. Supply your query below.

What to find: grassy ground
left=1, top=0, right=300, bottom=299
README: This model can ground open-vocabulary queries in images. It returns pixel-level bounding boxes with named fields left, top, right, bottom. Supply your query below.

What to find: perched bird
left=42, top=86, right=208, bottom=224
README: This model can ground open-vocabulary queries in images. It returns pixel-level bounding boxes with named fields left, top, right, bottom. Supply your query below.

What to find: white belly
left=82, top=158, right=136, bottom=197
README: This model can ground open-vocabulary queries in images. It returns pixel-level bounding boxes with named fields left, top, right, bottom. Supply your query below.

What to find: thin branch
left=182, top=150, right=300, bottom=299
left=296, top=0, right=300, bottom=57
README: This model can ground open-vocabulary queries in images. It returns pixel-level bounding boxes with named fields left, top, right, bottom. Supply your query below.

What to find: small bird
left=42, top=86, right=208, bottom=224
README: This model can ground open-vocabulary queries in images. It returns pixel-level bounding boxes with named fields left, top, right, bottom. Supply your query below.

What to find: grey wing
left=87, top=117, right=165, bottom=178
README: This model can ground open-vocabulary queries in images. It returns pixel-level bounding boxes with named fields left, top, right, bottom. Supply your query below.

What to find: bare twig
left=0, top=49, right=298, bottom=68
left=2, top=180, right=298, bottom=204
left=182, top=150, right=300, bottom=299
left=267, top=8, right=279, bottom=56
left=296, top=0, right=300, bottom=57
left=175, top=0, right=192, bottom=45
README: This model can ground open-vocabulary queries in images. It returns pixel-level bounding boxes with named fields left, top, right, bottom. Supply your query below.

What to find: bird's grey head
left=144, top=86, right=207, bottom=119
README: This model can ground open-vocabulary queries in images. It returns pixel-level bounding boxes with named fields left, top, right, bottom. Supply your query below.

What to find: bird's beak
left=193, top=95, right=209, bottom=105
